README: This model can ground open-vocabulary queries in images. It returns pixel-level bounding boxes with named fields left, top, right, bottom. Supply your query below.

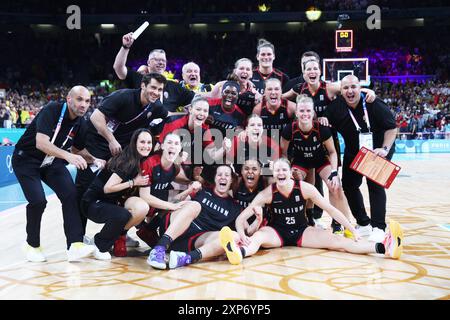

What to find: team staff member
left=76, top=73, right=173, bottom=211
left=325, top=75, right=397, bottom=242
left=180, top=62, right=212, bottom=93
left=251, top=39, right=290, bottom=95
left=87, top=73, right=172, bottom=159
left=12, top=86, right=96, bottom=262
left=81, top=129, right=153, bottom=259
left=113, top=32, right=194, bottom=112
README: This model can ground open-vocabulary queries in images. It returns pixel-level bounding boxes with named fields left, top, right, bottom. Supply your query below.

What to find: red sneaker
left=113, top=235, right=127, bottom=257
left=136, top=227, right=160, bottom=248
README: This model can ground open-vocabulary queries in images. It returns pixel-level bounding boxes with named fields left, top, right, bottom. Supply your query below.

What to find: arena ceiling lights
left=306, top=7, right=322, bottom=21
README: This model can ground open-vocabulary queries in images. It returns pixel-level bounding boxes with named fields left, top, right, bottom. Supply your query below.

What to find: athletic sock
left=156, top=234, right=173, bottom=250
left=240, top=247, right=246, bottom=258
left=375, top=243, right=386, bottom=254
left=188, top=249, right=202, bottom=263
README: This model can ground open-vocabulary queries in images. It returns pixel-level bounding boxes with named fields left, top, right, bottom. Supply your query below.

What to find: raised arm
left=113, top=32, right=134, bottom=80
left=282, top=88, right=297, bottom=101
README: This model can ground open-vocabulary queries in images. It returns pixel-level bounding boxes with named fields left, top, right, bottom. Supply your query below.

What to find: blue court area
left=0, top=152, right=443, bottom=212
left=0, top=165, right=77, bottom=212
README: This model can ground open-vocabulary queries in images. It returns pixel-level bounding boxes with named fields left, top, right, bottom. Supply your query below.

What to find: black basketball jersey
left=294, top=81, right=332, bottom=117
left=230, top=135, right=280, bottom=174
left=259, top=97, right=291, bottom=140
left=268, top=180, right=307, bottom=230
left=208, top=98, right=246, bottom=137
left=282, top=121, right=332, bottom=168
left=251, top=67, right=290, bottom=95
left=191, top=188, right=242, bottom=232
left=235, top=179, right=265, bottom=209
left=235, top=179, right=268, bottom=226
left=237, top=90, right=256, bottom=116
left=140, top=154, right=178, bottom=201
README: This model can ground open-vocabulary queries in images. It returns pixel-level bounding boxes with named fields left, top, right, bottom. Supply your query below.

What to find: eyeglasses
left=150, top=58, right=167, bottom=63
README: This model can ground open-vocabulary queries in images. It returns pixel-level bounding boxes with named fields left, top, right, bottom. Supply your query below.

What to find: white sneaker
left=168, top=251, right=192, bottom=269
left=24, top=243, right=46, bottom=262
left=94, top=247, right=112, bottom=260
left=313, top=218, right=328, bottom=230
left=67, top=242, right=96, bottom=262
left=355, top=224, right=373, bottom=237
left=368, top=227, right=386, bottom=242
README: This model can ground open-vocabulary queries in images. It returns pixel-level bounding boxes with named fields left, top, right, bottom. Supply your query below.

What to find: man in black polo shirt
left=325, top=75, right=397, bottom=242
left=12, top=86, right=97, bottom=262
left=86, top=73, right=171, bottom=159
left=76, top=73, right=173, bottom=207
left=113, top=32, right=195, bottom=112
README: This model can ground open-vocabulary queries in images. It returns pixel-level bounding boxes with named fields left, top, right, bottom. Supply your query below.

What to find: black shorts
left=267, top=224, right=308, bottom=247
left=160, top=212, right=207, bottom=252
left=292, top=158, right=330, bottom=175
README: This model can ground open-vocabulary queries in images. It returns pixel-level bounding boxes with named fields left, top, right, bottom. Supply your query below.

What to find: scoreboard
left=335, top=29, right=353, bottom=52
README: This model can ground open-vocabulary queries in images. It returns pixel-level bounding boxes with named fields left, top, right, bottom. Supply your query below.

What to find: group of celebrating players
left=13, top=32, right=404, bottom=269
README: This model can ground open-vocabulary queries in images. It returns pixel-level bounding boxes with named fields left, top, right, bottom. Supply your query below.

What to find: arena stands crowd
left=1, top=79, right=449, bottom=139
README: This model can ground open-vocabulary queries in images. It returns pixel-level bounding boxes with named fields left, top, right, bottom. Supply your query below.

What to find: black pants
left=75, top=168, right=97, bottom=233
left=12, top=151, right=84, bottom=249
left=342, top=153, right=390, bottom=230
left=82, top=201, right=131, bottom=252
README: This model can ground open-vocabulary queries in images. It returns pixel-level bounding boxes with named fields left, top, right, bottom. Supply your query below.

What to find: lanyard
left=40, top=103, right=74, bottom=168
left=49, top=103, right=67, bottom=144
left=347, top=93, right=371, bottom=133
left=116, top=102, right=155, bottom=126
left=51, top=103, right=75, bottom=148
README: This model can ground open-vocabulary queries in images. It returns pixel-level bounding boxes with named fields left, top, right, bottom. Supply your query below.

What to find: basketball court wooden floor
left=0, top=154, right=449, bottom=300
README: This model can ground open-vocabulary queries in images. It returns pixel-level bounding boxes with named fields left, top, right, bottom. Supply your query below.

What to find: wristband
left=328, top=171, right=338, bottom=181
left=383, top=146, right=390, bottom=152
left=122, top=44, right=130, bottom=50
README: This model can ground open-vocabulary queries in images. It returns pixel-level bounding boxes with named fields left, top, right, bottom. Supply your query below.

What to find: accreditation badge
left=359, top=132, right=373, bottom=150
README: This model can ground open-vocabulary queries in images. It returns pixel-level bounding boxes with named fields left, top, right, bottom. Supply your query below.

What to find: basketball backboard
left=322, top=58, right=370, bottom=86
